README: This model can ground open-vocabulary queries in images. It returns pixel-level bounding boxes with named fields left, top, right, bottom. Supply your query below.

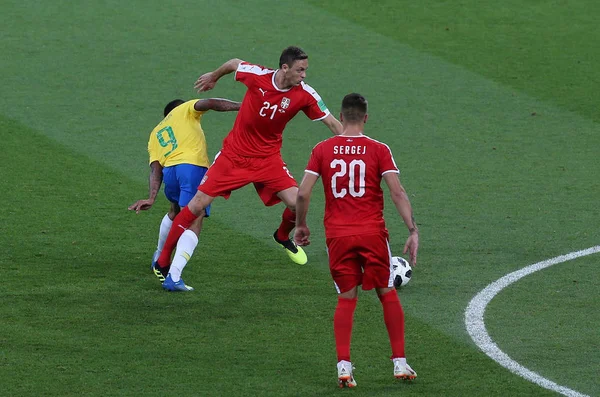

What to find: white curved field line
left=465, top=245, right=600, bottom=397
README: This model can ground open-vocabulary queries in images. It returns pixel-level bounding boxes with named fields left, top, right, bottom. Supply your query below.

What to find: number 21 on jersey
left=330, top=159, right=366, bottom=198
left=259, top=101, right=277, bottom=120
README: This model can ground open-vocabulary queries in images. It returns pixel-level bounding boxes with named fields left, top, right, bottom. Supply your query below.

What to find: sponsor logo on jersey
left=281, top=97, right=291, bottom=109
left=317, top=99, right=328, bottom=112
left=259, top=88, right=267, bottom=96
left=200, top=174, right=208, bottom=185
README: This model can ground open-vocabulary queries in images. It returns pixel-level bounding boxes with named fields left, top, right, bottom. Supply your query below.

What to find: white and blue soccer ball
left=392, top=256, right=412, bottom=288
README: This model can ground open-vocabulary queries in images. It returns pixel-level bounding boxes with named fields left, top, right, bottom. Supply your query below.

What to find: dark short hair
left=341, top=93, right=368, bottom=122
left=164, top=99, right=185, bottom=117
left=279, top=46, right=308, bottom=68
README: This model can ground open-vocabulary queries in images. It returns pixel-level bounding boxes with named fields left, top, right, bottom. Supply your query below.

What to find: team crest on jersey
left=280, top=97, right=291, bottom=109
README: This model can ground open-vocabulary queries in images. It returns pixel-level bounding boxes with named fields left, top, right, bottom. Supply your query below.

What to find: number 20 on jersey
left=330, top=159, right=366, bottom=198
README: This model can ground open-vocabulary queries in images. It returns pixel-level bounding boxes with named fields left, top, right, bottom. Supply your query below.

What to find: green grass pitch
left=1, top=1, right=598, bottom=396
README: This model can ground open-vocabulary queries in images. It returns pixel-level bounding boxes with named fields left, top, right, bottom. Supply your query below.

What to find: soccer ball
left=392, top=256, right=412, bottom=288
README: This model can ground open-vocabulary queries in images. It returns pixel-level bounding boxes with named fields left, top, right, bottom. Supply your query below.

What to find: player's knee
left=339, top=287, right=358, bottom=300
left=376, top=287, right=395, bottom=296
left=277, top=187, right=298, bottom=210
left=188, top=200, right=203, bottom=216
left=189, top=192, right=212, bottom=216
left=168, top=203, right=181, bottom=219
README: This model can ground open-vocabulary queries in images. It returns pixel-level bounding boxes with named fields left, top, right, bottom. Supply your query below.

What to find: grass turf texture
left=1, top=1, right=599, bottom=396
left=1, top=117, right=555, bottom=396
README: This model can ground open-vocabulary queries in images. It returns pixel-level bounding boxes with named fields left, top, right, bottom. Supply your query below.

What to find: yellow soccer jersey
left=148, top=100, right=209, bottom=168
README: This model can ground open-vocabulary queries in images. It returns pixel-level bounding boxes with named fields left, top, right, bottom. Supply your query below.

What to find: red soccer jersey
left=221, top=62, right=330, bottom=158
left=305, top=135, right=400, bottom=238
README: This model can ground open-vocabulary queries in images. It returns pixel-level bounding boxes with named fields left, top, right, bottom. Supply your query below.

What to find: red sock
left=157, top=206, right=198, bottom=268
left=334, top=297, right=357, bottom=362
left=275, top=207, right=295, bottom=241
left=379, top=290, right=405, bottom=358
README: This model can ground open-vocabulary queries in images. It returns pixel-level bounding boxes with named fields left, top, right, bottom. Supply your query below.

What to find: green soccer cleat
left=151, top=251, right=169, bottom=282
left=273, top=231, right=307, bottom=265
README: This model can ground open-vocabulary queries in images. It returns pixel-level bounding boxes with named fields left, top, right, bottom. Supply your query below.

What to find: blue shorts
left=163, top=164, right=211, bottom=216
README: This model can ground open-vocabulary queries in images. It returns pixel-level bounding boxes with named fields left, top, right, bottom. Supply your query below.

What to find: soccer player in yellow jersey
left=129, top=98, right=240, bottom=291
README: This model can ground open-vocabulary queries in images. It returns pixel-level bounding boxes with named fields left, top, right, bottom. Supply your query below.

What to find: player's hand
left=403, top=232, right=419, bottom=266
left=195, top=72, right=217, bottom=92
left=128, top=199, right=154, bottom=214
left=294, top=225, right=311, bottom=246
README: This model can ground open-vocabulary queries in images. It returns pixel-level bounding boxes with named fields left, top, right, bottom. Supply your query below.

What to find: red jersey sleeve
left=300, top=82, right=330, bottom=121
left=234, top=62, right=273, bottom=89
left=305, top=142, right=323, bottom=176
left=378, top=142, right=400, bottom=176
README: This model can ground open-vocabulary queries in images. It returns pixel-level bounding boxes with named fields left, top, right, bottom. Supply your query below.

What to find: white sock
left=157, top=214, right=173, bottom=253
left=169, top=229, right=199, bottom=282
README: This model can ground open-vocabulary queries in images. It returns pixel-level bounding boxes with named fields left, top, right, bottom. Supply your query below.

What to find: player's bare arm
left=128, top=161, right=163, bottom=214
left=194, top=98, right=242, bottom=112
left=383, top=172, right=419, bottom=266
left=194, top=58, right=244, bottom=92
left=294, top=172, right=319, bottom=246
left=321, top=113, right=343, bottom=135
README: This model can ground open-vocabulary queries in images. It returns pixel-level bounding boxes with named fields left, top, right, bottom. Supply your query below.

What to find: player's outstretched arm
left=194, top=58, right=244, bottom=92
left=383, top=172, right=419, bottom=265
left=128, top=161, right=163, bottom=214
left=194, top=98, right=241, bottom=112
left=294, top=172, right=319, bottom=246
left=321, top=113, right=343, bottom=135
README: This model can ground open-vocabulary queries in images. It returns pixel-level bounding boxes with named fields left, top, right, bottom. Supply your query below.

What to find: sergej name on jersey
left=333, top=145, right=367, bottom=155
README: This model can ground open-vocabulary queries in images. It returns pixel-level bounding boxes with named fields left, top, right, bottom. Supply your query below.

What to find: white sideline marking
left=465, top=246, right=600, bottom=397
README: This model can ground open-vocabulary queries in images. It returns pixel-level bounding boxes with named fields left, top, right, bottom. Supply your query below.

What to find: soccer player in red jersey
left=294, top=93, right=419, bottom=387
left=153, top=46, right=342, bottom=278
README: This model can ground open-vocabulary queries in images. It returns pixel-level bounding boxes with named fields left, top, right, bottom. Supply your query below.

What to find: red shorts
left=326, top=231, right=394, bottom=293
left=198, top=151, right=297, bottom=206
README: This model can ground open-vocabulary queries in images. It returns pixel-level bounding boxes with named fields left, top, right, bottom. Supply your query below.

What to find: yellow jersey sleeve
left=147, top=100, right=210, bottom=168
